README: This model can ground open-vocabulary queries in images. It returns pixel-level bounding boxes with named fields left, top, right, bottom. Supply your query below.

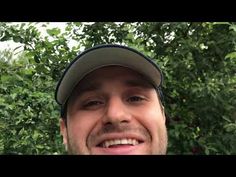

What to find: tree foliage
left=0, top=22, right=235, bottom=154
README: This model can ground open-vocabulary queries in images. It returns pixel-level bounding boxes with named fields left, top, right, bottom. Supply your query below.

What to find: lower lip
left=93, top=144, right=143, bottom=155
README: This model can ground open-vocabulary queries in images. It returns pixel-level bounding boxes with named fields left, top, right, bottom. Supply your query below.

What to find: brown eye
left=127, top=96, right=144, bottom=102
left=83, top=100, right=104, bottom=108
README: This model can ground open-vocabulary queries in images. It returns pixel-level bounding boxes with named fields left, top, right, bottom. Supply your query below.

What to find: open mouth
left=97, top=138, right=144, bottom=148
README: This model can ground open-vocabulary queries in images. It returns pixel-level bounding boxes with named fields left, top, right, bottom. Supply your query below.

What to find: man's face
left=60, top=66, right=167, bottom=154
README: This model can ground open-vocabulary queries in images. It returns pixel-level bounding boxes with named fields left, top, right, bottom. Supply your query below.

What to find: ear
left=60, top=118, right=68, bottom=151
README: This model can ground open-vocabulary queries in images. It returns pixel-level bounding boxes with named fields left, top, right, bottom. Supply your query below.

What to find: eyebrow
left=77, top=82, right=102, bottom=95
left=124, top=79, right=154, bottom=89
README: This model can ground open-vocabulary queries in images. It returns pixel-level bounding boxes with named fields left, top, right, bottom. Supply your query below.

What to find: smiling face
left=60, top=66, right=168, bottom=154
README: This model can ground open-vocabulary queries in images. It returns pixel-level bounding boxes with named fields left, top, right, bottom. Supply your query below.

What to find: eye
left=127, top=96, right=145, bottom=102
left=83, top=100, right=104, bottom=109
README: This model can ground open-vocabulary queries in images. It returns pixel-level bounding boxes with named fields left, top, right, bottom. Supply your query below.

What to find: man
left=55, top=44, right=168, bottom=154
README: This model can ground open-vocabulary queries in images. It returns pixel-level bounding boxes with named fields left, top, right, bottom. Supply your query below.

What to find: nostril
left=103, top=118, right=129, bottom=126
left=104, top=122, right=112, bottom=126
left=120, top=120, right=129, bottom=124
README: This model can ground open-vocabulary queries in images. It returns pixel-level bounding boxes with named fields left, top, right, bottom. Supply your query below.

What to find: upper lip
left=92, top=133, right=146, bottom=148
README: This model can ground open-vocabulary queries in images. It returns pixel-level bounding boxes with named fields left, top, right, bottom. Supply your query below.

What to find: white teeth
left=128, top=139, right=133, bottom=144
left=121, top=139, right=128, bottom=144
left=114, top=139, right=120, bottom=145
left=101, top=138, right=139, bottom=148
left=133, top=139, right=138, bottom=145
left=105, top=141, right=110, bottom=148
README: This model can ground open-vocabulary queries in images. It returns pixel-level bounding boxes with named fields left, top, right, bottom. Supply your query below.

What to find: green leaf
left=222, top=115, right=231, bottom=123
left=10, top=93, right=17, bottom=99
left=46, top=28, right=61, bottom=36
left=12, top=36, right=22, bottom=43
left=224, top=123, right=236, bottom=132
left=213, top=22, right=231, bottom=26
left=225, top=52, right=236, bottom=59
left=74, top=22, right=81, bottom=27
left=32, top=131, right=40, bottom=140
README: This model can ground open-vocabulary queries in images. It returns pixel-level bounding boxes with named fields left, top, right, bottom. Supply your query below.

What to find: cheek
left=135, top=105, right=165, bottom=137
left=67, top=112, right=99, bottom=145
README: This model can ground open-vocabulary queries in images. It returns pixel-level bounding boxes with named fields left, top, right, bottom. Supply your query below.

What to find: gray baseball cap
left=55, top=44, right=163, bottom=106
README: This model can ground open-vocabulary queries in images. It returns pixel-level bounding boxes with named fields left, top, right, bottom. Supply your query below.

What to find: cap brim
left=55, top=44, right=162, bottom=105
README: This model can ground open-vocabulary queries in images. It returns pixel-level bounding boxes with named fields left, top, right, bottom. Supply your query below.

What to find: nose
left=102, top=96, right=131, bottom=125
